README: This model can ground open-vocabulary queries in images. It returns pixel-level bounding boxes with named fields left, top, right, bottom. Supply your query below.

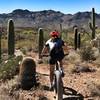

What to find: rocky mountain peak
left=11, top=9, right=31, bottom=15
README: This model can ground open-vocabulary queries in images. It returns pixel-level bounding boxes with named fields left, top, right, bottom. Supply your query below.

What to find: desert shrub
left=93, top=56, right=100, bottom=68
left=0, top=55, right=23, bottom=81
left=87, top=80, right=100, bottom=96
left=20, top=48, right=27, bottom=55
left=71, top=64, right=95, bottom=73
left=16, top=40, right=34, bottom=51
left=1, top=39, right=8, bottom=53
left=65, top=50, right=81, bottom=64
left=79, top=46, right=96, bottom=61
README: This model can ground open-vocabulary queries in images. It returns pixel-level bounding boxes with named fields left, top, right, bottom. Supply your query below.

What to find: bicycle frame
left=41, top=54, right=68, bottom=100
left=54, top=61, right=63, bottom=100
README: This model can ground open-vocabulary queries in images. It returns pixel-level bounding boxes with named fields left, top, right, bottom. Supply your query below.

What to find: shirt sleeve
left=45, top=40, right=49, bottom=47
left=45, top=43, right=49, bottom=47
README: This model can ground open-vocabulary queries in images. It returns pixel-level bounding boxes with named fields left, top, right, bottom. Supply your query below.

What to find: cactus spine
left=89, top=8, right=96, bottom=39
left=7, top=19, right=15, bottom=56
left=74, top=27, right=78, bottom=50
left=38, top=28, right=44, bottom=59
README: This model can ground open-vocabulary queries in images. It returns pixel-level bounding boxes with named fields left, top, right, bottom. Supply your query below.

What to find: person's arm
left=41, top=44, right=49, bottom=57
left=62, top=41, right=69, bottom=54
left=41, top=46, right=48, bottom=54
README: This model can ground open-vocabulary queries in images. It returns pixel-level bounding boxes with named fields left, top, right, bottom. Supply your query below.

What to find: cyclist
left=41, top=30, right=65, bottom=90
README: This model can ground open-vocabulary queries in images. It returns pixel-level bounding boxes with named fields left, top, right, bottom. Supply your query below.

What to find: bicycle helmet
left=50, top=30, right=59, bottom=37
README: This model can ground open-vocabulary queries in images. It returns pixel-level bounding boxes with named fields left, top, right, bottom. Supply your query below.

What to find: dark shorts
left=49, top=51, right=64, bottom=65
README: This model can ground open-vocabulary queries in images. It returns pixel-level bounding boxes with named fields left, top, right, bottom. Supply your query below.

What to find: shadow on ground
left=63, top=87, right=84, bottom=100
left=40, top=85, right=84, bottom=100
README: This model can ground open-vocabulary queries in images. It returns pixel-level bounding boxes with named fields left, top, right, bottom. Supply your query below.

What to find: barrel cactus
left=19, top=57, right=37, bottom=90
left=7, top=19, right=15, bottom=56
left=38, top=28, right=44, bottom=59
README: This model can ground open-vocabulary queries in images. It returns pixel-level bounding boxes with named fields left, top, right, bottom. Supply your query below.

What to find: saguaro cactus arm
left=89, top=22, right=93, bottom=30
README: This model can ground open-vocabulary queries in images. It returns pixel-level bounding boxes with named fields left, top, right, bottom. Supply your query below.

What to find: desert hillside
left=0, top=9, right=100, bottom=30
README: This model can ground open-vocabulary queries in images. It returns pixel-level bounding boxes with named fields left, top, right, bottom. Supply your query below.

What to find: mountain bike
left=53, top=60, right=63, bottom=100
left=42, top=54, right=68, bottom=100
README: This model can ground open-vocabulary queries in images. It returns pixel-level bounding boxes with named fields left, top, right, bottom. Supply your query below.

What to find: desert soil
left=0, top=51, right=100, bottom=100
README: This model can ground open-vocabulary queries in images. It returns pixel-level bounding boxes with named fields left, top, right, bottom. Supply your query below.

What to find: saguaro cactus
left=38, top=28, right=44, bottom=59
left=0, top=30, right=1, bottom=61
left=60, top=23, right=62, bottom=38
left=7, top=19, right=15, bottom=56
left=77, top=32, right=81, bottom=49
left=74, top=27, right=78, bottom=50
left=89, top=8, right=96, bottom=39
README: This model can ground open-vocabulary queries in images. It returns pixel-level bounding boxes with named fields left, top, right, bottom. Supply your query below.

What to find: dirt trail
left=21, top=51, right=100, bottom=100
left=0, top=51, right=100, bottom=100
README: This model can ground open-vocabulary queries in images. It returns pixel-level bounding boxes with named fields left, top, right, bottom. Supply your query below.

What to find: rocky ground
left=0, top=50, right=100, bottom=100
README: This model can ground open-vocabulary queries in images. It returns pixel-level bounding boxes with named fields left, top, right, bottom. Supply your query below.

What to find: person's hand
left=40, top=54, right=43, bottom=58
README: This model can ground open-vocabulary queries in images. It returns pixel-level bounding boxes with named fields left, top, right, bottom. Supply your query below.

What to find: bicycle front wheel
left=54, top=70, right=63, bottom=100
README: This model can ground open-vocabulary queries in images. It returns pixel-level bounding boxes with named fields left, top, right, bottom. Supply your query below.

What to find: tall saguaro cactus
left=60, top=23, right=62, bottom=38
left=74, top=27, right=78, bottom=50
left=89, top=8, right=96, bottom=39
left=78, top=32, right=81, bottom=49
left=38, top=28, right=44, bottom=59
left=0, top=30, right=1, bottom=61
left=7, top=19, right=15, bottom=56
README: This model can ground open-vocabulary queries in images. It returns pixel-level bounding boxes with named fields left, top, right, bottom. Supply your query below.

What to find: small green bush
left=0, top=56, right=23, bottom=80
left=79, top=46, right=95, bottom=61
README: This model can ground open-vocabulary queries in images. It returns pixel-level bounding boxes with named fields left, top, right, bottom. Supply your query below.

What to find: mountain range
left=0, top=9, right=100, bottom=30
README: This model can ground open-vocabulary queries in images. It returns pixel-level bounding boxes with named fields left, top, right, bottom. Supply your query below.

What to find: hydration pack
left=51, top=38, right=64, bottom=55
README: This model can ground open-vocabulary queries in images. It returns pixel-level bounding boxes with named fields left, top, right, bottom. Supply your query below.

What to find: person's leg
left=59, top=60, right=63, bottom=69
left=50, top=64, right=55, bottom=86
left=58, top=51, right=65, bottom=77
left=49, top=57, right=55, bottom=90
left=59, top=60, right=65, bottom=77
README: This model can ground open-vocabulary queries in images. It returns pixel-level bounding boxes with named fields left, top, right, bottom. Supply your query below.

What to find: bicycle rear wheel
left=54, top=70, right=63, bottom=100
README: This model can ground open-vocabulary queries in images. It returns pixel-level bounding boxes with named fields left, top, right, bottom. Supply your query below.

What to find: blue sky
left=0, top=0, right=100, bottom=14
